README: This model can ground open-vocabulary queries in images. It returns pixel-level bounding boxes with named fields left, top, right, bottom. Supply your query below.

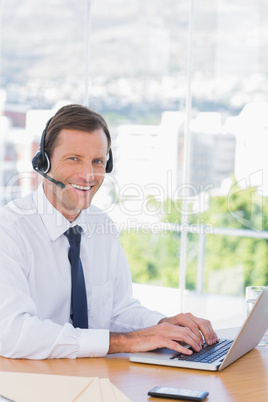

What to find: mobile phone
left=148, top=386, right=209, bottom=401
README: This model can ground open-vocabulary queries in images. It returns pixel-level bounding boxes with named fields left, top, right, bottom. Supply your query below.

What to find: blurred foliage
left=120, top=181, right=268, bottom=295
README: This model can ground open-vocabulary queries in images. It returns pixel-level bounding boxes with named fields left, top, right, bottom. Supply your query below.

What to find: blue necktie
left=64, top=226, right=88, bottom=329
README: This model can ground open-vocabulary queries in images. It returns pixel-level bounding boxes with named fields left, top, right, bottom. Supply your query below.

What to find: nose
left=77, top=161, right=94, bottom=182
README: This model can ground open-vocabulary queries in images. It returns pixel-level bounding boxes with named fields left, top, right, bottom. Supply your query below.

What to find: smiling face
left=43, top=128, right=108, bottom=222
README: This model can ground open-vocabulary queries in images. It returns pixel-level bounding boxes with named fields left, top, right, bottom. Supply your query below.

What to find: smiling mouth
left=70, top=183, right=93, bottom=191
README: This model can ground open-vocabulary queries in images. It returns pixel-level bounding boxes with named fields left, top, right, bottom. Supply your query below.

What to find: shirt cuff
left=77, top=329, right=110, bottom=358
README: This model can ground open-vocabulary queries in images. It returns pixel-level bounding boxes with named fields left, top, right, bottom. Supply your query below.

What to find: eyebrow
left=64, top=153, right=106, bottom=161
left=67, top=153, right=83, bottom=157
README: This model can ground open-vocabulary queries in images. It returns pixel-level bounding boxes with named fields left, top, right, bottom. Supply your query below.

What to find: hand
left=158, top=312, right=219, bottom=347
left=108, top=320, right=208, bottom=355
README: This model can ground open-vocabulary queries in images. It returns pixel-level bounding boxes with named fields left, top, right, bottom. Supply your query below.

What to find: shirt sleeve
left=0, top=226, right=109, bottom=359
left=109, top=239, right=165, bottom=332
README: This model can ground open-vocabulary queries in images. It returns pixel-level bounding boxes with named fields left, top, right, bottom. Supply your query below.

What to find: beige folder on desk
left=0, top=372, right=131, bottom=402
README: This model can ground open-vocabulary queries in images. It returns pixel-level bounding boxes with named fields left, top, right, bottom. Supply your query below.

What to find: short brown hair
left=45, top=104, right=111, bottom=157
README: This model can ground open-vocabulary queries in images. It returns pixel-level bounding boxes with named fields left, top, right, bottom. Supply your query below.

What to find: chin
left=78, top=197, right=94, bottom=210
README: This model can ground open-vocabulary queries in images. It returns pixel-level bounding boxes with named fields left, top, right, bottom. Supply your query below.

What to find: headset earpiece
left=32, top=150, right=50, bottom=174
left=32, top=118, right=52, bottom=174
left=105, top=149, right=113, bottom=173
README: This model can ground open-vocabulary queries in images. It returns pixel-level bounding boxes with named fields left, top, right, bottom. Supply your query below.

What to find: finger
left=163, top=337, right=201, bottom=355
left=179, top=328, right=203, bottom=352
left=174, top=314, right=204, bottom=343
left=158, top=322, right=203, bottom=352
left=199, top=319, right=219, bottom=345
left=186, top=313, right=218, bottom=345
left=167, top=340, right=194, bottom=355
left=171, top=326, right=203, bottom=352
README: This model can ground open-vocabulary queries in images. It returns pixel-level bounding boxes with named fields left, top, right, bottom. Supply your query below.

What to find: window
left=1, top=0, right=267, bottom=328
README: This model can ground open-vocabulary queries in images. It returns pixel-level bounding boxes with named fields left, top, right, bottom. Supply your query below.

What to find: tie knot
left=64, top=225, right=83, bottom=244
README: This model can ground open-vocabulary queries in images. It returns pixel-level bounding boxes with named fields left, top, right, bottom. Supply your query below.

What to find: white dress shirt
left=0, top=184, right=164, bottom=359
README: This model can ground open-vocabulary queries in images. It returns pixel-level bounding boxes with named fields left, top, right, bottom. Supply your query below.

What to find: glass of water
left=246, top=286, right=268, bottom=346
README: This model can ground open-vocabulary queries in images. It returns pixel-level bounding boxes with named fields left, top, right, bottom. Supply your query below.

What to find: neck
left=43, top=182, right=82, bottom=222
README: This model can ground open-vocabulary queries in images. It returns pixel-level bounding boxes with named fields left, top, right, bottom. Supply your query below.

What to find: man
left=0, top=104, right=218, bottom=359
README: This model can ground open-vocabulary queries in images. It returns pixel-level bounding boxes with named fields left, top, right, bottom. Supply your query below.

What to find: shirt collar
left=33, top=184, right=86, bottom=241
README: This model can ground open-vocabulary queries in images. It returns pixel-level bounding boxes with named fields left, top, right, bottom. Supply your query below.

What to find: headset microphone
left=32, top=165, right=65, bottom=189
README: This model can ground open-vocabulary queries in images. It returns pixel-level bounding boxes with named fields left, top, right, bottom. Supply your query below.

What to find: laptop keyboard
left=170, top=338, right=234, bottom=364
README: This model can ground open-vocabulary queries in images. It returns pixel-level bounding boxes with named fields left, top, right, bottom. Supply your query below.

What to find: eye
left=68, top=157, right=78, bottom=161
left=93, top=159, right=104, bottom=165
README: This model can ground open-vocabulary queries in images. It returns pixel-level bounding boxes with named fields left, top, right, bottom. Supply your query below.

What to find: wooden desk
left=0, top=329, right=268, bottom=402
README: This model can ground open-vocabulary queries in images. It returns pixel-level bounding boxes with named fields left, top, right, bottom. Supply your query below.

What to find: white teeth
left=71, top=184, right=91, bottom=191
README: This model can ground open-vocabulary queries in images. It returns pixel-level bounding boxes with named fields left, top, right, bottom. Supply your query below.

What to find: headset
left=32, top=117, right=113, bottom=189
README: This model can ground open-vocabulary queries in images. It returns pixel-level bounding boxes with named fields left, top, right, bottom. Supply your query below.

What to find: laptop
left=130, top=286, right=268, bottom=371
